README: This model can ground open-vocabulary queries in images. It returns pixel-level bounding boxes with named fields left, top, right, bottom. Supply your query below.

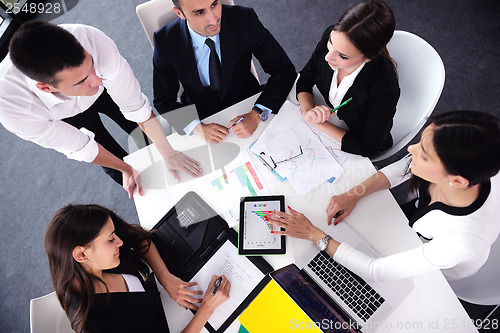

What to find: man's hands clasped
left=192, top=109, right=261, bottom=143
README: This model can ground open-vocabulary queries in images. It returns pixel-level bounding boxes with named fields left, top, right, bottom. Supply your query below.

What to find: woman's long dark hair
left=44, top=204, right=153, bottom=333
left=333, top=0, right=396, bottom=63
left=408, top=110, right=500, bottom=193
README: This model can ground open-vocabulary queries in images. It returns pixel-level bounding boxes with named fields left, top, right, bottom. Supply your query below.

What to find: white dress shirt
left=334, top=156, right=500, bottom=281
left=328, top=62, right=365, bottom=108
left=326, top=62, right=365, bottom=129
left=0, top=24, right=152, bottom=162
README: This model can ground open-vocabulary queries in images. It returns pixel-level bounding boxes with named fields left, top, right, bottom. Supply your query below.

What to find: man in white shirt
left=0, top=21, right=202, bottom=198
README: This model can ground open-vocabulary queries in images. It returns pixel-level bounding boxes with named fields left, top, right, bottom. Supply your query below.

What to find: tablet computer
left=238, top=195, right=286, bottom=255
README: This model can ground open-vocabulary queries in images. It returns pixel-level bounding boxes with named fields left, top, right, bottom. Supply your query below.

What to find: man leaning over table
left=0, top=21, right=203, bottom=198
left=153, top=0, right=296, bottom=143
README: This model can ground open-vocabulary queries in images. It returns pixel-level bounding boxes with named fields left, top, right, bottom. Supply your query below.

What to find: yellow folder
left=238, top=279, right=322, bottom=332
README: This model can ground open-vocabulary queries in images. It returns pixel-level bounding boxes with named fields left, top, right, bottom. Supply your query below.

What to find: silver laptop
left=293, top=222, right=415, bottom=333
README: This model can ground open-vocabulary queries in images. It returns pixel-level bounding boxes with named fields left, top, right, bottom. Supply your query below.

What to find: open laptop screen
left=271, top=264, right=362, bottom=333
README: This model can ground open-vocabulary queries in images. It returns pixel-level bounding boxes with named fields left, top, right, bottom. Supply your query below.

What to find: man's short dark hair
left=9, top=20, right=86, bottom=87
left=172, top=0, right=184, bottom=15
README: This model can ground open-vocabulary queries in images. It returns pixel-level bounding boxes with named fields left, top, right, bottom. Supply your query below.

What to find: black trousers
left=62, top=90, right=147, bottom=184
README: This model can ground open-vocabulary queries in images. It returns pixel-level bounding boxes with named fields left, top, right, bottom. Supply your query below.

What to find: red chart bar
left=245, top=161, right=264, bottom=190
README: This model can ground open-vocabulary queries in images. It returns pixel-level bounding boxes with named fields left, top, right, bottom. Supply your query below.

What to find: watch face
left=260, top=111, right=269, bottom=122
left=318, top=235, right=331, bottom=251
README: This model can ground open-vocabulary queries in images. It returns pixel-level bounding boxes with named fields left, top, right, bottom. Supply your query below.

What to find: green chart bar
left=232, top=165, right=257, bottom=196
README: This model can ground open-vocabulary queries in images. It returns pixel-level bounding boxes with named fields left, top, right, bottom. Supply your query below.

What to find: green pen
left=330, top=97, right=353, bottom=114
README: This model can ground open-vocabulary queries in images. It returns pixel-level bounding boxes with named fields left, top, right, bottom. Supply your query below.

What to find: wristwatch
left=316, top=235, right=333, bottom=251
left=253, top=105, right=270, bottom=122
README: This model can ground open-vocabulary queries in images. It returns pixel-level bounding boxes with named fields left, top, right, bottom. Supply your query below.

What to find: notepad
left=189, top=240, right=265, bottom=330
left=238, top=279, right=322, bottom=332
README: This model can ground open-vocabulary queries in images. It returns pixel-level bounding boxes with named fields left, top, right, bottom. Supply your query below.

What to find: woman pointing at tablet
left=269, top=111, right=500, bottom=282
left=44, top=204, right=230, bottom=333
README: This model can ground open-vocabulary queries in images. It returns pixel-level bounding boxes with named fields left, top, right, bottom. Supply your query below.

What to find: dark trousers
left=62, top=90, right=146, bottom=184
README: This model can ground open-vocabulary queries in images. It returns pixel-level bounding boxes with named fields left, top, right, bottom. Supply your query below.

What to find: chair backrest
left=371, top=30, right=445, bottom=162
left=135, top=0, right=259, bottom=82
left=30, top=292, right=74, bottom=333
left=448, top=234, right=500, bottom=306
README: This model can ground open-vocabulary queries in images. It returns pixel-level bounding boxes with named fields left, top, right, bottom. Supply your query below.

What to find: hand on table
left=228, top=110, right=260, bottom=138
left=164, top=150, right=203, bottom=182
left=193, top=122, right=229, bottom=143
left=326, top=192, right=361, bottom=225
left=302, top=105, right=331, bottom=124
left=199, top=275, right=231, bottom=313
left=122, top=166, right=143, bottom=199
left=268, top=206, right=325, bottom=242
left=162, top=274, right=203, bottom=310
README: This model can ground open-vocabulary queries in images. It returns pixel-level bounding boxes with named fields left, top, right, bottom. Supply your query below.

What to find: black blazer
left=296, top=26, right=400, bottom=158
left=153, top=5, right=296, bottom=131
left=70, top=273, right=170, bottom=333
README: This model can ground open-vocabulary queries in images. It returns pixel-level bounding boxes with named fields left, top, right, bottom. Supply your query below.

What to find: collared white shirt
left=0, top=24, right=152, bottom=162
left=328, top=62, right=365, bottom=108
left=326, top=62, right=365, bottom=129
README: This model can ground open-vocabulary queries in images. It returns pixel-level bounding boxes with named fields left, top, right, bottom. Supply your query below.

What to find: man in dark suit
left=153, top=0, right=296, bottom=142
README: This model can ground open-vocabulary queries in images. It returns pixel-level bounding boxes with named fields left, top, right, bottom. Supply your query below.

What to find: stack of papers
left=250, top=102, right=348, bottom=195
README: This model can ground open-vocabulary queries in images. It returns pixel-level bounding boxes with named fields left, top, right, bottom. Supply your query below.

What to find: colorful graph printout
left=230, top=161, right=264, bottom=196
left=210, top=173, right=228, bottom=190
left=205, top=150, right=268, bottom=227
left=243, top=200, right=281, bottom=250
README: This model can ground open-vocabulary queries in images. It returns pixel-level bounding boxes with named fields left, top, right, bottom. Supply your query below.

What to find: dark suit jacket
left=153, top=5, right=296, bottom=132
left=296, top=26, right=400, bottom=158
left=70, top=273, right=170, bottom=333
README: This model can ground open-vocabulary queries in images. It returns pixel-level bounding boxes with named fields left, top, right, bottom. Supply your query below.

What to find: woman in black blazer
left=296, top=0, right=400, bottom=158
left=44, top=204, right=230, bottom=333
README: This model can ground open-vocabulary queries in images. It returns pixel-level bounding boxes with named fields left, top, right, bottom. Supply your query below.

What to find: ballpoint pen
left=228, top=116, right=244, bottom=129
left=330, top=97, right=353, bottom=114
left=212, top=277, right=223, bottom=295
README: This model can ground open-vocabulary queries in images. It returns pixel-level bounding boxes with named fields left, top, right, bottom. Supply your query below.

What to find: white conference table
left=124, top=94, right=477, bottom=333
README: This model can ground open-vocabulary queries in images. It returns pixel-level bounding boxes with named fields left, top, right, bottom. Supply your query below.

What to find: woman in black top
left=44, top=204, right=230, bottom=333
left=296, top=0, right=399, bottom=157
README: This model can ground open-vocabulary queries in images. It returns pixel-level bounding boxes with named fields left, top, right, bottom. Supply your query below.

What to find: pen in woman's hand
left=330, top=97, right=353, bottom=114
left=212, top=277, right=223, bottom=295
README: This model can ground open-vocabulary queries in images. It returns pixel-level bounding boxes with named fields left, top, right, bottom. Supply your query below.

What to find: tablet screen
left=239, top=195, right=286, bottom=255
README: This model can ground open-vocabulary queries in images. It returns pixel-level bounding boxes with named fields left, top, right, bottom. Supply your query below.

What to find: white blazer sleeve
left=379, top=154, right=412, bottom=188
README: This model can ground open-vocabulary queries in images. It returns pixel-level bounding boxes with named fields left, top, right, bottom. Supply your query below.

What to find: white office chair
left=448, top=235, right=500, bottom=321
left=135, top=0, right=259, bottom=82
left=30, top=292, right=74, bottom=333
left=371, top=30, right=445, bottom=162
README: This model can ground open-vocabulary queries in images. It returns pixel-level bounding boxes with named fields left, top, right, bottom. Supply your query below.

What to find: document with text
left=189, top=240, right=265, bottom=330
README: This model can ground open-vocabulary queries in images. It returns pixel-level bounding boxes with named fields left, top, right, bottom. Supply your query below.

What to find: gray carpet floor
left=1, top=0, right=499, bottom=332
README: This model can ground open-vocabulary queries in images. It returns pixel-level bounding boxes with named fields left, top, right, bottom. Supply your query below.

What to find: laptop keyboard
left=289, top=279, right=356, bottom=333
left=308, top=252, right=385, bottom=322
